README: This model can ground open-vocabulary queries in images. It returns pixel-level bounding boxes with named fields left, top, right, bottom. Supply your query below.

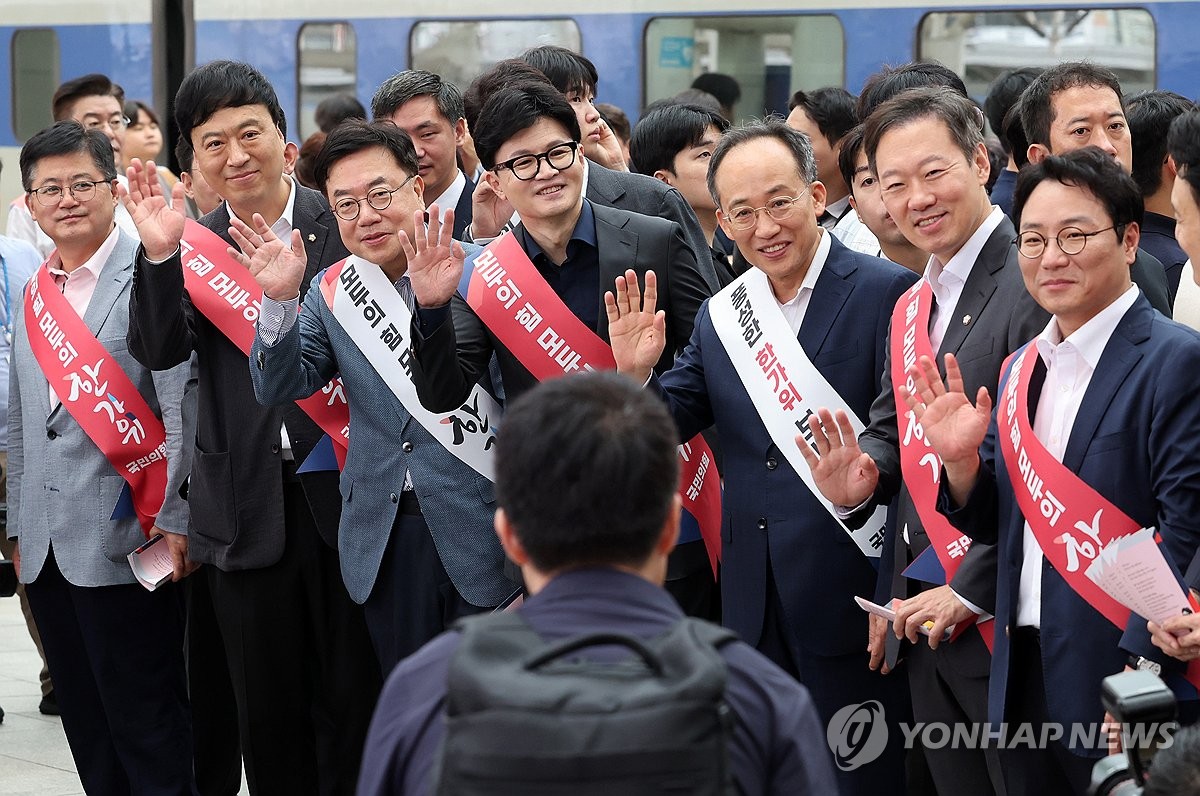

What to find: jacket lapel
left=937, top=218, right=1014, bottom=357
left=80, top=233, right=137, bottom=336
left=797, top=237, right=854, bottom=357
left=593, top=205, right=637, bottom=344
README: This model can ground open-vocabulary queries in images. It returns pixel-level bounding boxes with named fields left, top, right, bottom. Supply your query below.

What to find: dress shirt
left=518, top=200, right=600, bottom=332
left=1174, top=260, right=1200, bottom=330
left=822, top=194, right=852, bottom=229
left=0, top=235, right=43, bottom=446
left=830, top=208, right=881, bottom=256
left=776, top=228, right=830, bottom=336
left=925, top=206, right=1004, bottom=352
left=429, top=170, right=467, bottom=224
left=1016, top=285, right=1139, bottom=628
left=47, top=225, right=121, bottom=409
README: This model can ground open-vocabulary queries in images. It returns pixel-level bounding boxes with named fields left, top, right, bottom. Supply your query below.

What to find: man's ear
left=652, top=169, right=675, bottom=187
left=655, top=495, right=682, bottom=556
left=494, top=508, right=529, bottom=566
left=453, top=117, right=467, bottom=148
left=810, top=179, right=828, bottom=219
left=484, top=169, right=506, bottom=202
left=1027, top=142, right=1050, bottom=165
left=283, top=141, right=299, bottom=175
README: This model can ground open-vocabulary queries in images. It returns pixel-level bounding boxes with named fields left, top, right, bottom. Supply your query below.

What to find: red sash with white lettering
left=178, top=219, right=349, bottom=463
left=25, top=265, right=167, bottom=535
left=890, top=280, right=993, bottom=646
left=465, top=232, right=723, bottom=576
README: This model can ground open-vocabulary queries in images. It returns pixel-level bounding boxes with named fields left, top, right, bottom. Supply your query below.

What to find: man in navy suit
left=243, top=120, right=514, bottom=673
left=371, top=71, right=474, bottom=241
left=909, top=148, right=1200, bottom=795
left=607, top=117, right=915, bottom=796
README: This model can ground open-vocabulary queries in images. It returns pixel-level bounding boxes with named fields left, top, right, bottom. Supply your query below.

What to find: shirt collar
left=431, top=169, right=468, bottom=214
left=49, top=225, right=120, bottom=280
left=924, top=205, right=1004, bottom=289
left=522, top=199, right=597, bottom=262
left=777, top=228, right=830, bottom=307
left=825, top=194, right=851, bottom=221
left=1035, top=284, right=1139, bottom=371
left=223, top=173, right=297, bottom=232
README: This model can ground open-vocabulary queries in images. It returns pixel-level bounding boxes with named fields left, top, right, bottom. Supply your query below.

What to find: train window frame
left=641, top=13, right=847, bottom=120
left=11, top=28, right=60, bottom=142
left=407, top=18, right=583, bottom=91
left=296, top=20, right=359, bottom=142
left=915, top=7, right=1157, bottom=98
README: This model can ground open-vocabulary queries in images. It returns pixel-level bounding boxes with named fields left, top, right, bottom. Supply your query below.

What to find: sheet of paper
left=853, top=596, right=954, bottom=639
left=1086, top=527, right=1194, bottom=624
left=127, top=534, right=172, bottom=591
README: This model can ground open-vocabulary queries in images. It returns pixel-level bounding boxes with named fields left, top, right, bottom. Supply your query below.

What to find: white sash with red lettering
left=320, top=257, right=498, bottom=480
left=25, top=264, right=167, bottom=535
left=464, top=232, right=723, bottom=576
left=178, top=219, right=350, bottom=461
left=709, top=267, right=886, bottom=560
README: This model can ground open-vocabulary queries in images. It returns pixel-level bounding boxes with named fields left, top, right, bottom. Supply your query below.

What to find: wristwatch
left=1129, top=655, right=1163, bottom=676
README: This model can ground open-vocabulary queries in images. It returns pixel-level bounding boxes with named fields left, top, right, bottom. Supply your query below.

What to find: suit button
left=766, top=457, right=778, bottom=471
left=271, top=443, right=281, bottom=454
left=390, top=492, right=399, bottom=503
left=757, top=518, right=767, bottom=530
left=401, top=441, right=414, bottom=453
left=1005, top=624, right=1011, bottom=638
left=47, top=429, right=58, bottom=440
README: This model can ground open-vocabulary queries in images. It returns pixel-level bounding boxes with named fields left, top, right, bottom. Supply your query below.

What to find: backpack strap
left=680, top=618, right=739, bottom=650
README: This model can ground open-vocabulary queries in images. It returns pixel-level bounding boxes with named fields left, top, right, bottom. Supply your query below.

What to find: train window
left=644, top=15, right=845, bottom=122
left=410, top=20, right=582, bottom=94
left=12, top=29, right=60, bottom=141
left=297, top=22, right=358, bottom=141
left=918, top=9, right=1156, bottom=98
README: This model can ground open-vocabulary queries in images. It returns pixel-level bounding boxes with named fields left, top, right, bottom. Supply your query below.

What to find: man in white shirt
left=907, top=147, right=1200, bottom=795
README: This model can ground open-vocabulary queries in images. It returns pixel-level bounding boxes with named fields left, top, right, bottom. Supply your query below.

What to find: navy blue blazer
left=941, top=295, right=1200, bottom=748
left=654, top=234, right=918, bottom=655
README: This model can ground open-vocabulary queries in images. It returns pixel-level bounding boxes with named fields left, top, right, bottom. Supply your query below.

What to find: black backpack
left=434, top=611, right=739, bottom=795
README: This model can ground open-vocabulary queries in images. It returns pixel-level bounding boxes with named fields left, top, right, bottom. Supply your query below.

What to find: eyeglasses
left=332, top=175, right=416, bottom=221
left=492, top=141, right=579, bottom=181
left=722, top=194, right=806, bottom=231
left=1014, top=225, right=1122, bottom=258
left=28, top=179, right=113, bottom=207
left=82, top=116, right=130, bottom=134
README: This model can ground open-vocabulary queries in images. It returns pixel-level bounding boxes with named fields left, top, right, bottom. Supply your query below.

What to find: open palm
left=605, top=269, right=665, bottom=383
left=402, top=203, right=466, bottom=308
left=903, top=353, right=991, bottom=467
left=228, top=214, right=307, bottom=301
left=119, top=159, right=186, bottom=262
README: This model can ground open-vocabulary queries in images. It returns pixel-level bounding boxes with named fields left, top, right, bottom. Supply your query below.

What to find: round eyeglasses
left=1015, top=226, right=1122, bottom=258
left=722, top=195, right=806, bottom=231
left=28, top=179, right=113, bottom=207
left=332, top=175, right=417, bottom=221
left=492, top=142, right=579, bottom=181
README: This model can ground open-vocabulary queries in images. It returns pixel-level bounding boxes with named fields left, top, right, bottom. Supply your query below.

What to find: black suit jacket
left=1131, top=247, right=1172, bottom=316
left=127, top=184, right=351, bottom=569
left=585, top=161, right=723, bottom=292
left=411, top=201, right=711, bottom=412
left=451, top=172, right=474, bottom=241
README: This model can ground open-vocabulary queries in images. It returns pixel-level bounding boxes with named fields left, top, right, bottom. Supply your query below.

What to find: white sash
left=325, top=257, right=499, bottom=481
left=709, top=268, right=887, bottom=559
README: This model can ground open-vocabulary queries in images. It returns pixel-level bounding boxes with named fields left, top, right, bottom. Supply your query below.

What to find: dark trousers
left=1002, top=628, right=1097, bottom=795
left=184, top=572, right=241, bottom=796
left=757, top=568, right=912, bottom=796
left=204, top=476, right=380, bottom=796
left=363, top=493, right=487, bottom=676
left=26, top=546, right=195, bottom=796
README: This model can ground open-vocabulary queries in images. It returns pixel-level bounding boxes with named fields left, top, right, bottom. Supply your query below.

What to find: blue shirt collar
left=521, top=199, right=597, bottom=262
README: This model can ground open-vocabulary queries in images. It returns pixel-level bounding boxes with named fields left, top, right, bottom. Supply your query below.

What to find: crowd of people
left=3, top=44, right=1200, bottom=796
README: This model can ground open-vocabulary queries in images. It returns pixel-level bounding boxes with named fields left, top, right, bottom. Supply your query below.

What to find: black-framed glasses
left=492, top=141, right=579, bottom=181
left=1014, top=225, right=1123, bottom=258
left=28, top=179, right=113, bottom=207
left=332, top=175, right=416, bottom=221
left=722, top=193, right=807, bottom=231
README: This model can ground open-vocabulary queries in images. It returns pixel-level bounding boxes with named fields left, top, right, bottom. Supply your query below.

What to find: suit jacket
left=653, top=235, right=918, bottom=654
left=853, top=217, right=1049, bottom=667
left=127, top=184, right=350, bottom=570
left=249, top=261, right=513, bottom=607
left=1131, top=247, right=1172, bottom=317
left=586, top=161, right=723, bottom=292
left=451, top=173, right=474, bottom=241
left=411, top=201, right=712, bottom=412
left=10, top=231, right=196, bottom=587
left=940, top=296, right=1200, bottom=744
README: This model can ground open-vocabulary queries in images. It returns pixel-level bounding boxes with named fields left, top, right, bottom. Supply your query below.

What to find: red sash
left=25, top=265, right=167, bottom=534
left=889, top=281, right=992, bottom=647
left=465, top=233, right=723, bottom=576
left=178, top=219, right=349, bottom=464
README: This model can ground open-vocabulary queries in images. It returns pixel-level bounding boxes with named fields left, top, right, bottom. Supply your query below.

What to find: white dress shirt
left=429, top=170, right=467, bottom=223
left=775, top=228, right=830, bottom=335
left=925, top=206, right=1004, bottom=352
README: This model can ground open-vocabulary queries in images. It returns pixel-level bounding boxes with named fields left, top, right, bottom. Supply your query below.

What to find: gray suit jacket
left=10, top=231, right=196, bottom=586
left=249, top=260, right=513, bottom=607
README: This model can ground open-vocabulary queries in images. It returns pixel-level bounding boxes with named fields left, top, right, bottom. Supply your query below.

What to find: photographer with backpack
left=356, top=371, right=838, bottom=795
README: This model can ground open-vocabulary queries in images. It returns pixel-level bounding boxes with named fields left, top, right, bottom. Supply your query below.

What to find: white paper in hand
left=1085, top=527, right=1195, bottom=624
left=127, top=534, right=173, bottom=591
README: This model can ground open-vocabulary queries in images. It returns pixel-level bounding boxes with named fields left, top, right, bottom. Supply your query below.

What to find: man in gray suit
left=241, top=120, right=514, bottom=672
left=9, top=121, right=196, bottom=794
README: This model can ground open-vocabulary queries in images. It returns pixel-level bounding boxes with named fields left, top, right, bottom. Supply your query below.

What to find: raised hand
left=119, top=159, right=187, bottom=262
left=470, top=179, right=513, bottom=240
left=401, top=203, right=466, bottom=308
left=228, top=214, right=307, bottom=301
left=590, top=120, right=628, bottom=172
left=902, top=353, right=990, bottom=503
left=797, top=407, right=880, bottom=507
left=604, top=269, right=665, bottom=383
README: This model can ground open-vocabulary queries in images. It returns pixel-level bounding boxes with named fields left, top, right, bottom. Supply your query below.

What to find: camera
left=1088, top=670, right=1178, bottom=796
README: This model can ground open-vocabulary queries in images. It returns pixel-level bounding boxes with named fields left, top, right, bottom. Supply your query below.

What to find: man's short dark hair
left=984, top=67, right=1043, bottom=155
left=788, top=87, right=858, bottom=146
left=312, top=120, right=420, bottom=194
left=691, top=73, right=741, bottom=113
left=1003, top=104, right=1033, bottom=169
left=463, top=60, right=552, bottom=132
left=836, top=124, right=867, bottom=197
left=52, top=74, right=121, bottom=122
left=174, top=136, right=194, bottom=173
left=863, top=86, right=985, bottom=176
left=1126, top=90, right=1195, bottom=196
left=175, top=60, right=288, bottom=147
left=20, top=121, right=117, bottom=191
left=857, top=61, right=968, bottom=121
left=495, top=372, right=680, bottom=572
left=519, top=46, right=598, bottom=97
left=707, top=116, right=816, bottom=207
left=1144, top=726, right=1200, bottom=796
left=473, top=82, right=581, bottom=171
left=1018, top=61, right=1124, bottom=149
left=371, top=70, right=464, bottom=125
left=596, top=103, right=630, bottom=145
left=315, top=93, right=367, bottom=133
left=1012, top=147, right=1143, bottom=237
left=1168, top=110, right=1200, bottom=215
left=629, top=103, right=729, bottom=177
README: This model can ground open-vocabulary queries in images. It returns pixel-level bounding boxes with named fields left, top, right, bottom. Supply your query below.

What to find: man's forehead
left=70, top=94, right=121, bottom=118
left=1050, top=85, right=1122, bottom=118
left=391, top=95, right=449, bottom=125
left=1021, top=180, right=1106, bottom=225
